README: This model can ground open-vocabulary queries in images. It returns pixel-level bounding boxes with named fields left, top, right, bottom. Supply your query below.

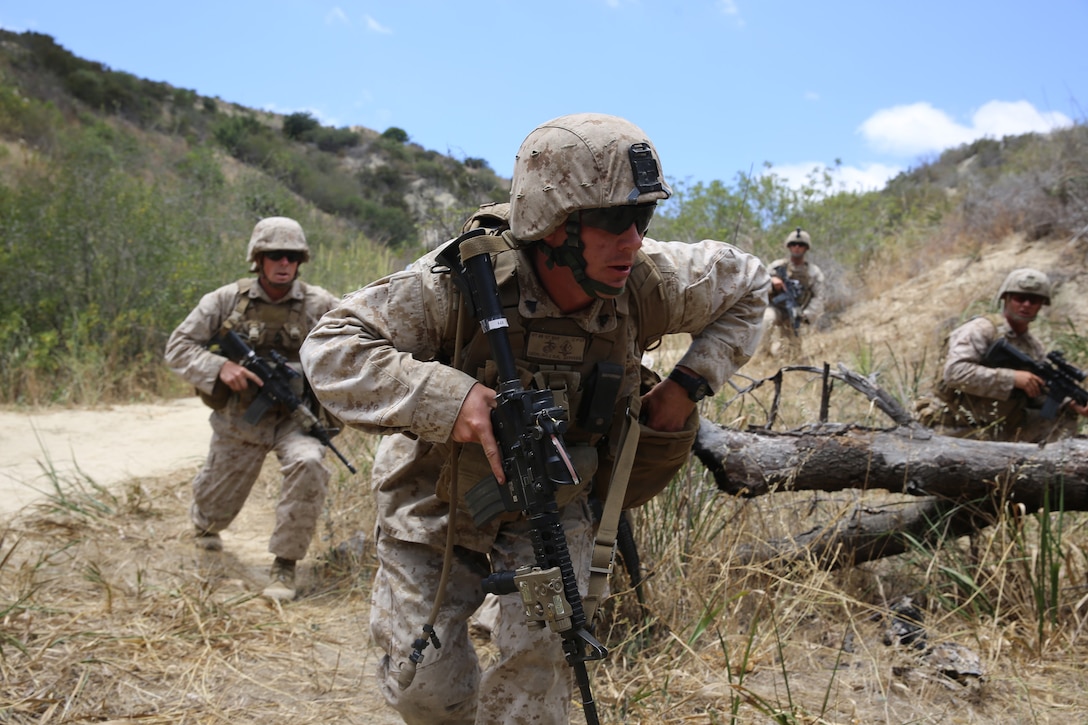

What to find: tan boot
left=262, top=558, right=297, bottom=601
left=194, top=528, right=222, bottom=552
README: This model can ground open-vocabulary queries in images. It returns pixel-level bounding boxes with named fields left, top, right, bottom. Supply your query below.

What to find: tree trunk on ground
left=695, top=418, right=1088, bottom=510
left=690, top=364, right=1088, bottom=567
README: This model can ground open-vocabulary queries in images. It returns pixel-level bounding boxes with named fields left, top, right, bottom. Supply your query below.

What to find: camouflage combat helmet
left=509, top=113, right=672, bottom=298
left=784, top=227, right=811, bottom=251
left=994, top=267, right=1051, bottom=308
left=246, top=217, right=310, bottom=272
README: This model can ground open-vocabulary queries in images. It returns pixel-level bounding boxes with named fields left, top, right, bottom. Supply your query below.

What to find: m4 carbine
left=436, top=229, right=608, bottom=725
left=771, top=264, right=805, bottom=333
left=213, top=329, right=356, bottom=473
left=982, top=337, right=1088, bottom=419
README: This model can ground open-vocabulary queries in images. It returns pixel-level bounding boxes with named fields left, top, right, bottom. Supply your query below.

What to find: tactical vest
left=222, top=278, right=307, bottom=363
left=932, top=313, right=1005, bottom=406
left=439, top=241, right=698, bottom=512
left=773, top=259, right=815, bottom=309
left=199, top=278, right=308, bottom=410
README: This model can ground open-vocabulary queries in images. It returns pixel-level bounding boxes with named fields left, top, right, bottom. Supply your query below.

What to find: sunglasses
left=578, top=204, right=656, bottom=235
left=1008, top=293, right=1045, bottom=305
left=264, top=251, right=304, bottom=263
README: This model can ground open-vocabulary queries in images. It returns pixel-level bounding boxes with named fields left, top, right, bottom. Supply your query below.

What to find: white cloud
left=364, top=14, right=392, bottom=34
left=325, top=7, right=349, bottom=25
left=765, top=161, right=902, bottom=194
left=859, top=100, right=1073, bottom=157
left=718, top=0, right=740, bottom=16
left=718, top=0, right=744, bottom=26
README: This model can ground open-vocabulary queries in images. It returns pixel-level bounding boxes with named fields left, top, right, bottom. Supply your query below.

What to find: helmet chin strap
left=533, top=218, right=625, bottom=300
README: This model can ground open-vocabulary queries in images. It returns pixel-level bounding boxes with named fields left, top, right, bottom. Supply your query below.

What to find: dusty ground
left=0, top=402, right=404, bottom=724
left=3, top=232, right=1088, bottom=724
left=0, top=398, right=211, bottom=515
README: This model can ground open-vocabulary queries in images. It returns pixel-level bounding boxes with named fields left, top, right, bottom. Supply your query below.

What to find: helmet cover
left=994, top=267, right=1052, bottom=308
left=246, top=217, right=310, bottom=271
left=509, top=113, right=672, bottom=241
left=784, top=227, right=812, bottom=251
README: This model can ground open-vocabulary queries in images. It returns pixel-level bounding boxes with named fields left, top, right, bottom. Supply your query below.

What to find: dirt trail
left=1, top=396, right=406, bottom=724
left=0, top=397, right=211, bottom=516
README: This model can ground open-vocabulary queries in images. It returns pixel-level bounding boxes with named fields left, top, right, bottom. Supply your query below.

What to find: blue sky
left=3, top=1, right=1085, bottom=193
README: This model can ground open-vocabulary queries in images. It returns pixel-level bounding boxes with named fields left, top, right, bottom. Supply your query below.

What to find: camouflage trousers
left=190, top=405, right=331, bottom=561
left=914, top=395, right=1080, bottom=444
left=371, top=496, right=595, bottom=725
left=760, top=306, right=803, bottom=360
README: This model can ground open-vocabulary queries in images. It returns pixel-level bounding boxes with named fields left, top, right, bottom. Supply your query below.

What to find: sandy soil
left=0, top=398, right=406, bottom=724
left=0, top=397, right=211, bottom=515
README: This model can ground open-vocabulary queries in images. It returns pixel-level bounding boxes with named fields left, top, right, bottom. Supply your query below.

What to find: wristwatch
left=668, top=368, right=713, bottom=402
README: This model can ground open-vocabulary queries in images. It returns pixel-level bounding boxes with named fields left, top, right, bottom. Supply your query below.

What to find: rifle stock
left=214, top=330, right=357, bottom=473
left=771, top=264, right=804, bottom=333
left=437, top=231, right=606, bottom=725
left=982, top=338, right=1088, bottom=419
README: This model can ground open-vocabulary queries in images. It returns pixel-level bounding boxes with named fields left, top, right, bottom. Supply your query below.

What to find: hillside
left=0, top=29, right=507, bottom=248
left=3, top=26, right=1088, bottom=725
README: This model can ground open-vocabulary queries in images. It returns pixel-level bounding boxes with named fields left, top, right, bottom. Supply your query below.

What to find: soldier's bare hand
left=452, top=383, right=504, bottom=483
left=1012, top=370, right=1045, bottom=398
left=770, top=276, right=784, bottom=292
left=641, top=377, right=695, bottom=432
left=218, top=360, right=262, bottom=392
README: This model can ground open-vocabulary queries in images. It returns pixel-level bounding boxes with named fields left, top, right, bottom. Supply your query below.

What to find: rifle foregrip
left=527, top=510, right=587, bottom=632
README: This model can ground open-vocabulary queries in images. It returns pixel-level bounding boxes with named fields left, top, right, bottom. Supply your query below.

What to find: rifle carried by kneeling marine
left=982, top=337, right=1088, bottom=419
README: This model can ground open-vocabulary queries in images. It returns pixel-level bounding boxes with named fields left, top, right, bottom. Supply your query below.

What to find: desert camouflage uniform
left=933, top=315, right=1078, bottom=443
left=301, top=237, right=768, bottom=725
left=165, top=277, right=338, bottom=560
left=761, top=256, right=825, bottom=359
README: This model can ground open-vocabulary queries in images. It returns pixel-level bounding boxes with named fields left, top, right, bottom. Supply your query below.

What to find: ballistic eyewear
left=578, top=204, right=656, bottom=236
left=264, top=251, right=304, bottom=263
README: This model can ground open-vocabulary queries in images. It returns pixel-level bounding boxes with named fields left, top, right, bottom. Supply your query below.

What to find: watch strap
left=668, top=368, right=712, bottom=402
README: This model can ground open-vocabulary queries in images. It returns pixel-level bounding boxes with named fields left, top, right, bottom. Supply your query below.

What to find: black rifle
left=213, top=329, right=357, bottom=473
left=771, top=264, right=805, bottom=333
left=982, top=337, right=1088, bottom=419
left=436, top=230, right=607, bottom=725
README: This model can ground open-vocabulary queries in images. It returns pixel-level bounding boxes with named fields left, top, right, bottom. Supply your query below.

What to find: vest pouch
left=197, top=380, right=231, bottom=411
left=438, top=442, right=597, bottom=526
left=594, top=365, right=699, bottom=509
left=596, top=406, right=699, bottom=509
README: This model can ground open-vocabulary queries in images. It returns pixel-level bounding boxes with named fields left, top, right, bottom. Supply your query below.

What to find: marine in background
left=917, top=267, right=1087, bottom=442
left=759, top=227, right=826, bottom=360
left=164, top=217, right=339, bottom=600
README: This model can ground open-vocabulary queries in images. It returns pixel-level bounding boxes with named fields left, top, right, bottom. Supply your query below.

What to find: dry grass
left=0, top=429, right=398, bottom=724
left=4, top=233, right=1088, bottom=724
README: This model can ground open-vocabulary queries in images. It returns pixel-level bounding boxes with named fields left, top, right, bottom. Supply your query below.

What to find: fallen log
left=690, top=364, right=1088, bottom=567
left=695, top=419, right=1088, bottom=511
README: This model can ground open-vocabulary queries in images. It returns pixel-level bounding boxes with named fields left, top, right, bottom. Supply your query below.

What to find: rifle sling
left=583, top=402, right=640, bottom=621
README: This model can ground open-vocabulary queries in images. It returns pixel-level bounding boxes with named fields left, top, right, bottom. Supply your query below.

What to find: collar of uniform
left=514, top=249, right=620, bottom=334
left=250, top=278, right=304, bottom=304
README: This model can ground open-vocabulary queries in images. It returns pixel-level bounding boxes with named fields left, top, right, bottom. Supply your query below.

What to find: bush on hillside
left=381, top=126, right=408, bottom=143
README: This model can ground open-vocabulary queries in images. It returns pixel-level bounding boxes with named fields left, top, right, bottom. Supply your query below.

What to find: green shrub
left=381, top=126, right=408, bottom=143
left=282, top=111, right=319, bottom=140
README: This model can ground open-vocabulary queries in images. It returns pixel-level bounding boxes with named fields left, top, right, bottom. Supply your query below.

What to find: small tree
left=283, top=111, right=320, bottom=140
left=381, top=126, right=409, bottom=144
